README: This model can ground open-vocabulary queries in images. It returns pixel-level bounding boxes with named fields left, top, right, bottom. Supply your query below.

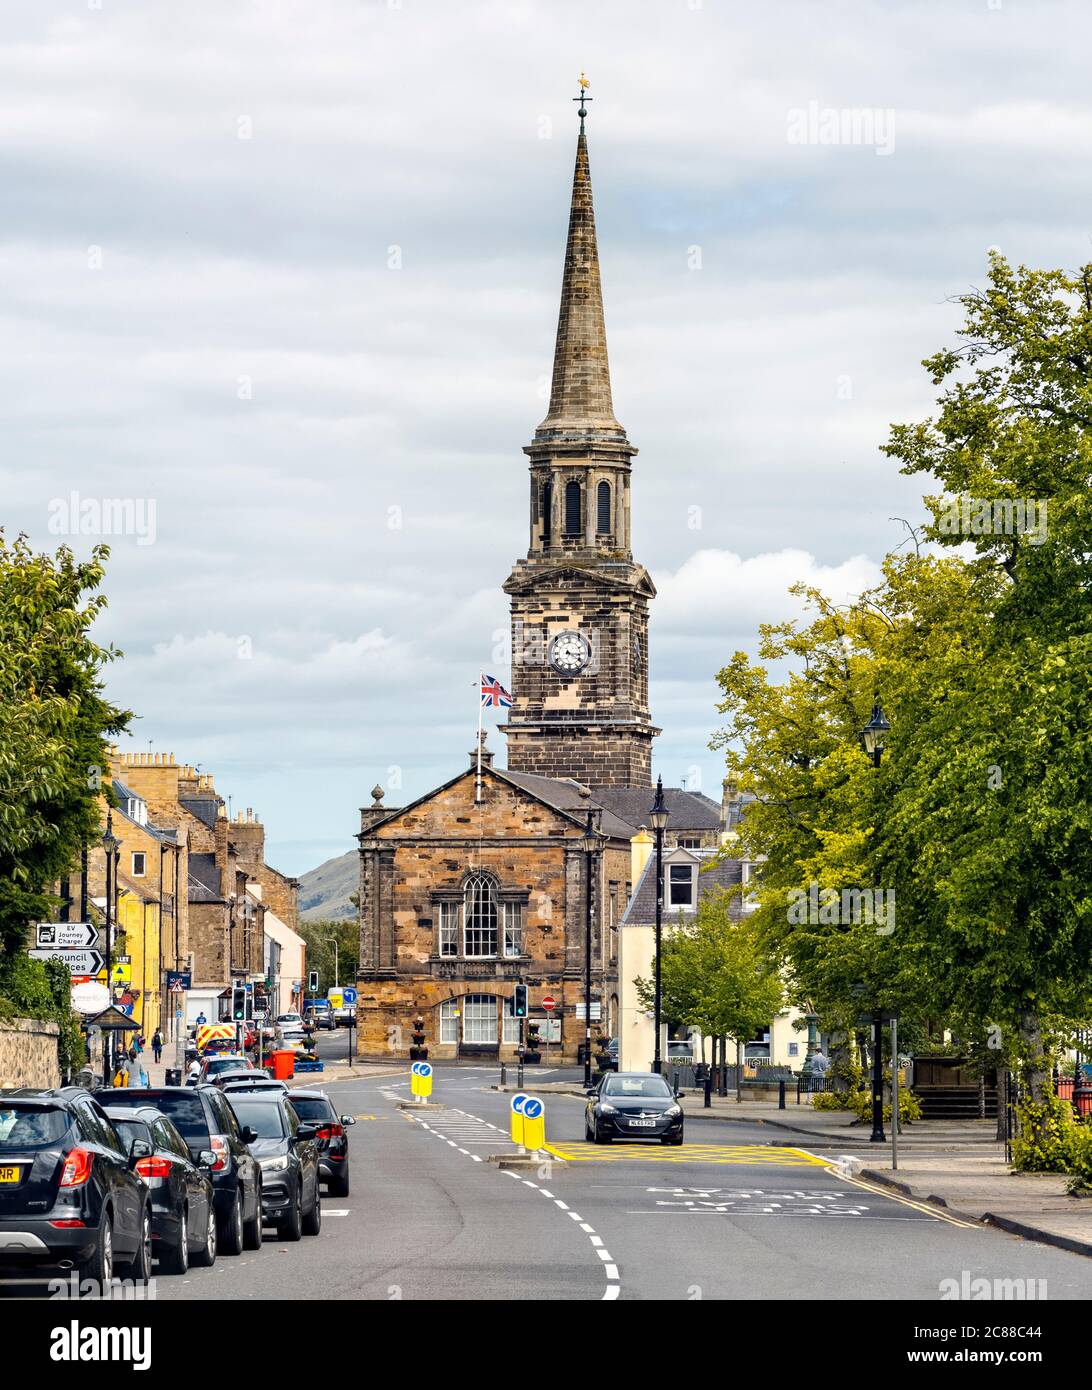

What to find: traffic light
left=511, top=984, right=528, bottom=1018
left=232, top=986, right=247, bottom=1021
left=308, top=969, right=319, bottom=993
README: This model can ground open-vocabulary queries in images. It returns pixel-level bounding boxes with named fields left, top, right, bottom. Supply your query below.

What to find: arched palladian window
left=542, top=479, right=552, bottom=546
left=564, top=480, right=582, bottom=536
left=596, top=480, right=611, bottom=534
left=464, top=874, right=498, bottom=957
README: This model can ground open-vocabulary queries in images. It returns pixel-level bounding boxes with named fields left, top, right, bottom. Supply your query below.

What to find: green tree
left=713, top=255, right=1092, bottom=1105
left=0, top=531, right=129, bottom=956
left=298, top=919, right=359, bottom=996
left=636, top=892, right=784, bottom=1048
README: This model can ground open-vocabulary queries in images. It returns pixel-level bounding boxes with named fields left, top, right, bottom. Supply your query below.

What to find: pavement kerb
left=858, top=1166, right=1092, bottom=1259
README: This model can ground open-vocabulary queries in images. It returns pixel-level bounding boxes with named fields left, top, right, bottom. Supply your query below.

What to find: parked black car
left=103, top=1105, right=217, bottom=1273
left=95, top=1085, right=262, bottom=1255
left=0, top=1088, right=153, bottom=1282
left=227, top=1093, right=321, bottom=1240
left=584, top=1071, right=684, bottom=1145
left=287, top=1090, right=356, bottom=1196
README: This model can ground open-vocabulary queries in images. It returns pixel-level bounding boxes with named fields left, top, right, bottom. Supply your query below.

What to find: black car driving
left=287, top=1090, right=356, bottom=1196
left=95, top=1085, right=262, bottom=1255
left=104, top=1105, right=217, bottom=1273
left=227, top=1092, right=321, bottom=1240
left=584, top=1071, right=684, bottom=1145
left=0, top=1088, right=153, bottom=1282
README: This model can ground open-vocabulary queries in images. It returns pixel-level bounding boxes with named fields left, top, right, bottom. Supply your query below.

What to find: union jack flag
left=480, top=673, right=513, bottom=708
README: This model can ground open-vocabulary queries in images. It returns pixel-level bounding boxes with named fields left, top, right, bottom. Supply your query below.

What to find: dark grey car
left=227, top=1093, right=321, bottom=1241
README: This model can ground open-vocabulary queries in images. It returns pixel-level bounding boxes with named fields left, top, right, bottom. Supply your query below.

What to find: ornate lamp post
left=859, top=696, right=891, bottom=1143
left=580, top=808, right=603, bottom=1088
left=649, top=777, right=670, bottom=1074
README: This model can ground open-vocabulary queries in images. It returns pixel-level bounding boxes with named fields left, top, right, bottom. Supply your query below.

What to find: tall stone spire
left=536, top=80, right=624, bottom=439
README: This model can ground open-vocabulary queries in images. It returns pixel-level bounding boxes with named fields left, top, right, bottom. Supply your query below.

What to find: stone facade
left=0, top=1017, right=60, bottom=1089
left=357, top=762, right=623, bottom=1063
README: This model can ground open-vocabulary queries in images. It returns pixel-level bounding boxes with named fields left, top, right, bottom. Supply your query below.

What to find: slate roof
left=180, top=797, right=220, bottom=830
left=589, top=786, right=722, bottom=833
left=502, top=771, right=636, bottom=841
left=188, top=852, right=221, bottom=902
left=621, top=848, right=745, bottom=927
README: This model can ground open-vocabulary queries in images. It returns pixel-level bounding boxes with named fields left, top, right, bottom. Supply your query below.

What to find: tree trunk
left=735, top=1039, right=743, bottom=1104
left=1017, top=1009, right=1050, bottom=1103
left=995, top=1069, right=1008, bottom=1142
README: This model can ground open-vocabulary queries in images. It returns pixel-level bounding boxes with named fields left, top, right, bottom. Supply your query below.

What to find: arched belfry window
left=564, top=480, right=582, bottom=536
left=542, top=480, right=552, bottom=546
left=597, top=480, right=611, bottom=534
left=464, top=874, right=498, bottom=957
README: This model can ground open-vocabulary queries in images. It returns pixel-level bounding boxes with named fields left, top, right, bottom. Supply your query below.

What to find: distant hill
left=299, top=850, right=357, bottom=923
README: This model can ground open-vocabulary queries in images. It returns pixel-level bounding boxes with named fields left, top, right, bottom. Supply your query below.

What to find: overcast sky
left=4, top=0, right=1091, bottom=876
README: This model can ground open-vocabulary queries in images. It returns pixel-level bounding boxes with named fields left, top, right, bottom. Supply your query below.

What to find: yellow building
left=112, top=876, right=163, bottom=1040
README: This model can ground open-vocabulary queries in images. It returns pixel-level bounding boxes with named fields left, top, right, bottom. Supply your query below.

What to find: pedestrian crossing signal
left=511, top=984, right=528, bottom=1018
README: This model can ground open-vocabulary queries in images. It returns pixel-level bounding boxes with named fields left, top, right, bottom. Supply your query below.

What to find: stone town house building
left=356, top=108, right=716, bottom=1064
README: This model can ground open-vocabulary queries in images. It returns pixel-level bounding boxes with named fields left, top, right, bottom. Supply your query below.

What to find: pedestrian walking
left=151, top=1029, right=163, bottom=1063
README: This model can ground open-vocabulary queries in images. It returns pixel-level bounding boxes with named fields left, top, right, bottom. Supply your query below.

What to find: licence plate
left=0, top=1166, right=22, bottom=1183
left=628, top=1119, right=656, bottom=1128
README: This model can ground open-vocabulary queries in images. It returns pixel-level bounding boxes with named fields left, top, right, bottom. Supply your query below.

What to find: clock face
left=549, top=630, right=592, bottom=675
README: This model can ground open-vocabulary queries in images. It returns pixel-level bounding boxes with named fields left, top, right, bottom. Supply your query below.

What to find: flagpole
left=476, top=670, right=483, bottom=804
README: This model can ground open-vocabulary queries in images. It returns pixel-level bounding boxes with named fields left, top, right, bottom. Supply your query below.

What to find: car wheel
left=122, top=1205, right=153, bottom=1283
left=671, top=1131, right=684, bottom=1147
left=280, top=1184, right=303, bottom=1242
left=79, top=1209, right=114, bottom=1284
left=220, top=1189, right=244, bottom=1256
left=303, top=1182, right=322, bottom=1236
left=329, top=1166, right=350, bottom=1198
left=593, top=1121, right=611, bottom=1145
left=243, top=1181, right=263, bottom=1250
left=161, top=1204, right=190, bottom=1274
left=191, top=1201, right=217, bottom=1268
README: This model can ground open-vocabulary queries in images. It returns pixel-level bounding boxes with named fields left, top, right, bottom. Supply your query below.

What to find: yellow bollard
left=522, top=1096, right=545, bottom=1152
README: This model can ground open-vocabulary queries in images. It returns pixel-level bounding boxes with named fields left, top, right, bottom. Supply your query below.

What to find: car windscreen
left=288, top=1097, right=334, bottom=1121
left=0, top=1104, right=70, bottom=1149
left=602, top=1075, right=674, bottom=1099
left=229, top=1100, right=287, bottom=1138
left=206, top=1057, right=250, bottom=1074
left=104, top=1091, right=211, bottom=1143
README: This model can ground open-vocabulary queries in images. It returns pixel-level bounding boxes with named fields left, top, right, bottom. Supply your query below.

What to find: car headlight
left=259, top=1155, right=289, bottom=1172
left=665, top=1104, right=682, bottom=1117
left=598, top=1103, right=617, bottom=1114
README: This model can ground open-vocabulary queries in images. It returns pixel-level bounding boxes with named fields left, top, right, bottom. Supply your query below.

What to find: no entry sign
left=542, top=996, right=556, bottom=1012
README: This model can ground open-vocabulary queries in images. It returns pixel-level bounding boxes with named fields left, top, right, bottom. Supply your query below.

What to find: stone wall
left=0, top=1017, right=60, bottom=1088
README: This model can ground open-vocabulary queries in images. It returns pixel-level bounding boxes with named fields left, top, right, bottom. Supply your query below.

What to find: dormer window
left=669, top=863, right=696, bottom=909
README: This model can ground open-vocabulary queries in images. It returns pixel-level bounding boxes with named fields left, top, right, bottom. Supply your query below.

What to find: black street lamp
left=859, top=695, right=891, bottom=1143
left=101, top=814, right=120, bottom=1086
left=649, top=776, right=670, bottom=1075
left=580, top=808, right=603, bottom=1088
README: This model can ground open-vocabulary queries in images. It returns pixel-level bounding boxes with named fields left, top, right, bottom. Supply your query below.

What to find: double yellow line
left=831, top=1166, right=977, bottom=1228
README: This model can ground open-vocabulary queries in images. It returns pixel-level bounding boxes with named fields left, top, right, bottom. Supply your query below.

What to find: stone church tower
left=503, top=103, right=659, bottom=787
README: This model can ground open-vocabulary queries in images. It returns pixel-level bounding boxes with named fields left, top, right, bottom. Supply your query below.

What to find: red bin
left=270, top=1049, right=296, bottom=1081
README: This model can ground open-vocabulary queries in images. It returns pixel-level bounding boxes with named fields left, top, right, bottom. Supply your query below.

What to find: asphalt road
left=166, top=1066, right=1092, bottom=1300
left=5, top=1066, right=1091, bottom=1300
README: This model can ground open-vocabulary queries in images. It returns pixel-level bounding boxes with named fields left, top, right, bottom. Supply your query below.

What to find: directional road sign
left=29, top=947, right=105, bottom=977
left=35, top=922, right=98, bottom=949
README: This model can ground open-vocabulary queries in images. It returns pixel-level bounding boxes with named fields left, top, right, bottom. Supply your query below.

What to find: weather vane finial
left=573, top=72, right=592, bottom=131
